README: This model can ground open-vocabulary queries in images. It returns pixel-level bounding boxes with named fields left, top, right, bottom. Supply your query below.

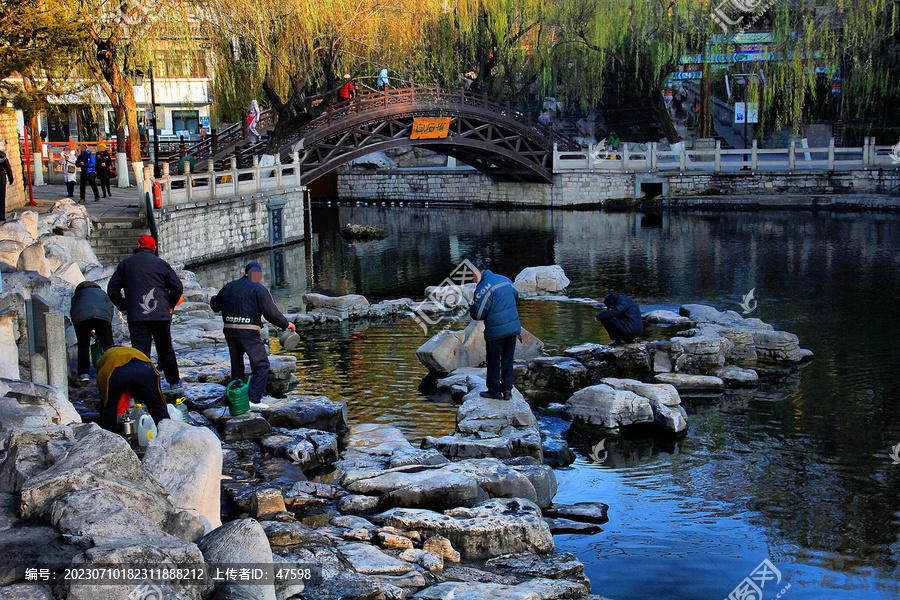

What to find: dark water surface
left=194, top=205, right=900, bottom=600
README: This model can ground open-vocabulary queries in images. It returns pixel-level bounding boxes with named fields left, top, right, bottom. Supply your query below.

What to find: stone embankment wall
left=0, top=110, right=27, bottom=212
left=157, top=189, right=305, bottom=267
left=337, top=168, right=900, bottom=209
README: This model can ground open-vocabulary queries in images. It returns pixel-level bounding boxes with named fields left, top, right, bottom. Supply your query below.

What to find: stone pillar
left=0, top=308, right=19, bottom=379
left=45, top=312, right=68, bottom=403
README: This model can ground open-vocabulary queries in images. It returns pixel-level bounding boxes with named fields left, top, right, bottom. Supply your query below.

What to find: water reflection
left=194, top=205, right=900, bottom=599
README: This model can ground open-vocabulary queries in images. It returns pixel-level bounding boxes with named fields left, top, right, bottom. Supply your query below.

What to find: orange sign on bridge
left=410, top=117, right=452, bottom=139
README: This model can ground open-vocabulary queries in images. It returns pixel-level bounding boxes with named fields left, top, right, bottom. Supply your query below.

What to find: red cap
left=138, top=235, right=156, bottom=250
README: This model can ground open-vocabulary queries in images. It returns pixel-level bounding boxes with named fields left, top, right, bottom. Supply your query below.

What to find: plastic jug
left=173, top=397, right=189, bottom=420
left=278, top=330, right=300, bottom=351
left=130, top=404, right=147, bottom=422
left=137, top=414, right=157, bottom=447
left=167, top=403, right=184, bottom=422
left=226, top=377, right=251, bottom=416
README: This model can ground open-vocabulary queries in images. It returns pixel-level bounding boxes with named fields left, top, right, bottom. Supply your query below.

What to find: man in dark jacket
left=595, top=293, right=643, bottom=345
left=469, top=261, right=521, bottom=400
left=107, top=235, right=184, bottom=389
left=70, top=281, right=116, bottom=381
left=75, top=144, right=100, bottom=203
left=210, top=262, right=295, bottom=404
left=0, top=146, right=13, bottom=222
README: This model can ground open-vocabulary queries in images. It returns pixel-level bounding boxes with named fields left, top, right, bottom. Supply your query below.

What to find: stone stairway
left=89, top=218, right=148, bottom=265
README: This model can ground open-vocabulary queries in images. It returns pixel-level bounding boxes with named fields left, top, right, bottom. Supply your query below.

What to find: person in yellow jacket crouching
left=96, top=347, right=169, bottom=432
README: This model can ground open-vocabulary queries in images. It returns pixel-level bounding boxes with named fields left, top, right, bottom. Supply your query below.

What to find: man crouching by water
left=595, top=293, right=643, bottom=346
left=210, top=262, right=295, bottom=405
left=469, top=260, right=520, bottom=400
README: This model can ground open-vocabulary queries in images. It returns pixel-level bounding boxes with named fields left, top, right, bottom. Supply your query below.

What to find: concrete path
left=10, top=183, right=143, bottom=223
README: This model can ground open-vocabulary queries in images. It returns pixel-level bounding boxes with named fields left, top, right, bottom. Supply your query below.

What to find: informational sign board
left=735, top=102, right=747, bottom=124
left=747, top=102, right=759, bottom=124
left=411, top=117, right=452, bottom=140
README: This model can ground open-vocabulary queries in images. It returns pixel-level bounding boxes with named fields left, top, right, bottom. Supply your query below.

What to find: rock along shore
left=0, top=207, right=809, bottom=600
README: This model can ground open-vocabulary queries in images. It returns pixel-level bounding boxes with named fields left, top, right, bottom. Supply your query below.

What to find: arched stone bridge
left=180, top=86, right=580, bottom=185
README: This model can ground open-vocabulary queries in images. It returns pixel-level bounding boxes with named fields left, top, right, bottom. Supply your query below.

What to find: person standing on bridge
left=538, top=109, right=552, bottom=127
left=469, top=260, right=521, bottom=400
left=247, top=99, right=262, bottom=143
left=210, top=262, right=295, bottom=406
left=377, top=68, right=389, bottom=92
left=338, top=74, right=356, bottom=101
left=108, top=235, right=184, bottom=392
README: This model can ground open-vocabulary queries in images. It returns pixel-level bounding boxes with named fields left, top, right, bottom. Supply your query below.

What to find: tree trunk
left=639, top=59, right=680, bottom=144
left=113, top=103, right=130, bottom=187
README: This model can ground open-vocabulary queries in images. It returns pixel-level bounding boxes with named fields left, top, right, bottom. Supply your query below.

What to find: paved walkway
left=11, top=183, right=143, bottom=223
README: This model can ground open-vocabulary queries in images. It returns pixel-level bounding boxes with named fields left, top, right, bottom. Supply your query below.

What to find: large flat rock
left=380, top=498, right=554, bottom=561
left=416, top=321, right=543, bottom=374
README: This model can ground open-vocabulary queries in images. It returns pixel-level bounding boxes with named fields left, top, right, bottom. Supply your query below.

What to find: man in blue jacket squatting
left=211, top=262, right=295, bottom=405
left=468, top=260, right=521, bottom=400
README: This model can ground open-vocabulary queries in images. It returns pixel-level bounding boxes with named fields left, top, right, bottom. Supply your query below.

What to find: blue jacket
left=108, top=248, right=183, bottom=322
left=76, top=151, right=96, bottom=174
left=210, top=276, right=290, bottom=339
left=469, top=270, right=521, bottom=341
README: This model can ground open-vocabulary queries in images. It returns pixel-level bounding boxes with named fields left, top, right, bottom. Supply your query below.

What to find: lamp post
left=149, top=61, right=160, bottom=178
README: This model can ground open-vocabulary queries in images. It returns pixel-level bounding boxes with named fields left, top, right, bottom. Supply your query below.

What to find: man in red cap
left=211, top=262, right=294, bottom=405
left=108, top=235, right=184, bottom=391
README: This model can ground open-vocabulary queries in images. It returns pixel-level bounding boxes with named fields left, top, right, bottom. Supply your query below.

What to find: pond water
left=193, top=205, right=900, bottom=600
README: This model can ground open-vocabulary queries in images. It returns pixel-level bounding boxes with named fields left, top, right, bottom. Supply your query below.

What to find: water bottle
left=137, top=414, right=158, bottom=447
left=167, top=403, right=184, bottom=422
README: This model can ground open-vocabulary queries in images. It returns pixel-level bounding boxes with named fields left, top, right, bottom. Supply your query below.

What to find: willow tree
left=554, top=0, right=718, bottom=144
left=76, top=0, right=195, bottom=183
left=204, top=0, right=457, bottom=153
left=751, top=1, right=900, bottom=139
left=417, top=0, right=553, bottom=104
left=1, top=0, right=87, bottom=157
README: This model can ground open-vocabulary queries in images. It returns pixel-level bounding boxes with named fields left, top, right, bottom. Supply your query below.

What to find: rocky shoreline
left=0, top=205, right=811, bottom=600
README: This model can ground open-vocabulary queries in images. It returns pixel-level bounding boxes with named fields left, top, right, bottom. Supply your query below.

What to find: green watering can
left=90, top=340, right=104, bottom=367
left=226, top=376, right=251, bottom=416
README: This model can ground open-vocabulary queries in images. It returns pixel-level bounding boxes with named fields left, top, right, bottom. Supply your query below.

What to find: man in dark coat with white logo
left=108, top=235, right=184, bottom=389
left=468, top=260, right=521, bottom=400
left=595, top=293, right=643, bottom=345
left=210, top=262, right=295, bottom=405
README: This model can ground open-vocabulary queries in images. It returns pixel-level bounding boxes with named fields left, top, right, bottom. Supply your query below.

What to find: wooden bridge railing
left=166, top=108, right=277, bottom=167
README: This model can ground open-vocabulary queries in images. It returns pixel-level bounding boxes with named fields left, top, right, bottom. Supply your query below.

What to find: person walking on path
left=107, top=235, right=184, bottom=391
left=210, top=262, right=295, bottom=405
left=338, top=74, right=356, bottom=101
left=95, top=143, right=113, bottom=198
left=59, top=148, right=77, bottom=197
left=247, top=100, right=261, bottom=143
left=95, top=346, right=169, bottom=432
left=595, top=293, right=643, bottom=345
left=377, top=68, right=389, bottom=91
left=468, top=260, right=521, bottom=400
left=75, top=144, right=100, bottom=202
left=70, top=281, right=116, bottom=381
left=0, top=144, right=13, bottom=222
